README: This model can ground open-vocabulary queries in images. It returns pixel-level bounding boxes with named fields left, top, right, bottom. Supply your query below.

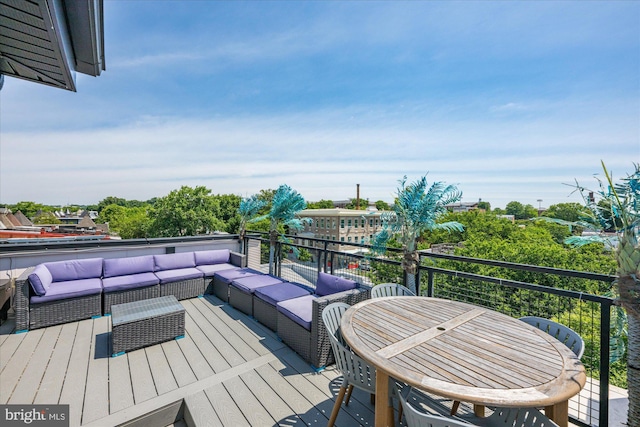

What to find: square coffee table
left=111, top=295, right=185, bottom=356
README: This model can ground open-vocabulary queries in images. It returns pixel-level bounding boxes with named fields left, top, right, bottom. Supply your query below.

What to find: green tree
left=148, top=186, right=225, bottom=237
left=543, top=202, right=589, bottom=222
left=99, top=204, right=151, bottom=238
left=211, top=194, right=242, bottom=234
left=8, top=201, right=49, bottom=219
left=97, top=196, right=128, bottom=213
left=307, top=199, right=334, bottom=209
left=346, top=198, right=369, bottom=210
left=32, top=211, right=61, bottom=224
left=375, top=200, right=390, bottom=211
left=372, top=175, right=464, bottom=294
left=505, top=201, right=538, bottom=219
left=477, top=201, right=491, bottom=211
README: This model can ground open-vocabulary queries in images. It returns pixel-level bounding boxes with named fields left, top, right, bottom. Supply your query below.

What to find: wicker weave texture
left=160, top=278, right=205, bottom=300
left=103, top=284, right=160, bottom=314
left=111, top=296, right=185, bottom=355
left=228, top=286, right=254, bottom=316
left=276, top=285, right=372, bottom=369
left=212, top=277, right=230, bottom=302
left=14, top=268, right=34, bottom=331
left=30, top=294, right=102, bottom=330
left=253, top=297, right=278, bottom=331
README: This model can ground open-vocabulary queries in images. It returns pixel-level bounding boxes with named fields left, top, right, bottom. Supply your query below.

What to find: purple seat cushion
left=194, top=249, right=230, bottom=266
left=213, top=268, right=262, bottom=284
left=196, top=263, right=238, bottom=277
left=30, top=278, right=102, bottom=304
left=230, top=275, right=284, bottom=294
left=45, top=258, right=104, bottom=282
left=255, top=282, right=312, bottom=306
left=103, top=255, right=154, bottom=278
left=315, top=272, right=357, bottom=297
left=28, top=264, right=53, bottom=296
left=154, top=252, right=196, bottom=271
left=277, top=294, right=317, bottom=331
left=102, top=272, right=159, bottom=293
left=155, top=267, right=203, bottom=284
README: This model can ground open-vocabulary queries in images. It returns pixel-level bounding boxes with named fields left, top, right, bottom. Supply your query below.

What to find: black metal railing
left=246, top=232, right=618, bottom=427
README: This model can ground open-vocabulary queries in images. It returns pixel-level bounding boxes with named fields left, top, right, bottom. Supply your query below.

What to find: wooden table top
left=341, top=297, right=586, bottom=408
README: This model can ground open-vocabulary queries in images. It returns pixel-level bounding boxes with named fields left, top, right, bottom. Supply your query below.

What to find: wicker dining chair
left=322, top=302, right=397, bottom=427
left=371, top=283, right=417, bottom=298
left=519, top=316, right=585, bottom=358
left=399, top=386, right=559, bottom=427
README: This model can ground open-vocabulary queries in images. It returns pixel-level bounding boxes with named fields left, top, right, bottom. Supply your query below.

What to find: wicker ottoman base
left=111, top=295, right=185, bottom=356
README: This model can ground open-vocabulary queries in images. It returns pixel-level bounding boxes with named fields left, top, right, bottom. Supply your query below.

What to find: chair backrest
left=519, top=316, right=585, bottom=359
left=398, top=386, right=471, bottom=427
left=486, top=407, right=559, bottom=427
left=322, top=302, right=376, bottom=393
left=371, top=283, right=417, bottom=298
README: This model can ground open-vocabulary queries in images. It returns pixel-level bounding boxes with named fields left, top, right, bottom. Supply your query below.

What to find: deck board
left=223, top=375, right=275, bottom=426
left=127, top=348, right=157, bottom=404
left=34, top=322, right=77, bottom=404
left=59, top=319, right=93, bottom=427
left=145, top=344, right=179, bottom=395
left=81, top=316, right=110, bottom=424
left=108, top=350, right=135, bottom=413
left=8, top=324, right=61, bottom=404
left=204, top=382, right=251, bottom=426
left=0, top=328, right=44, bottom=403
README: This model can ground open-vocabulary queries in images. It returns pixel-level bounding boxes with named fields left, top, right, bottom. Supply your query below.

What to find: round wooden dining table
left=340, top=297, right=586, bottom=427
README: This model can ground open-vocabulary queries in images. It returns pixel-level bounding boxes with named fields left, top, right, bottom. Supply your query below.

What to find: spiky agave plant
left=237, top=195, right=267, bottom=253
left=372, top=175, right=464, bottom=294
left=563, top=162, right=639, bottom=426
left=254, top=185, right=310, bottom=275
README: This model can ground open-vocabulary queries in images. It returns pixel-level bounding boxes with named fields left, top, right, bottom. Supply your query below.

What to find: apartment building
left=295, top=208, right=385, bottom=252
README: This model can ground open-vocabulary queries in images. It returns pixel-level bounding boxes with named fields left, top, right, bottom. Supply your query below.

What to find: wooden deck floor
left=1, top=295, right=388, bottom=426
left=0, top=294, right=624, bottom=427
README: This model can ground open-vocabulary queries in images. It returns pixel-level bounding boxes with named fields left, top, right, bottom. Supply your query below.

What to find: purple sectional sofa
left=14, top=249, right=246, bottom=332
left=275, top=272, right=371, bottom=370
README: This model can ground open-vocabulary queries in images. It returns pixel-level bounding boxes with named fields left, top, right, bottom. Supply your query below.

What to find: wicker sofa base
left=111, top=296, right=185, bottom=356
left=212, top=277, right=231, bottom=302
left=253, top=297, right=278, bottom=331
left=29, top=293, right=102, bottom=330
left=228, top=285, right=254, bottom=316
left=104, top=284, right=160, bottom=314
left=160, top=278, right=205, bottom=300
left=277, top=311, right=319, bottom=366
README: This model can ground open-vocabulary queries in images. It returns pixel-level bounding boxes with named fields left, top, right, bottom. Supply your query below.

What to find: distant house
left=446, top=202, right=485, bottom=213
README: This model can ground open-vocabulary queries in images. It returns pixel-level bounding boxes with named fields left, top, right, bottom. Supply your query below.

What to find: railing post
left=427, top=270, right=435, bottom=297
left=598, top=301, right=611, bottom=427
left=323, top=240, right=329, bottom=273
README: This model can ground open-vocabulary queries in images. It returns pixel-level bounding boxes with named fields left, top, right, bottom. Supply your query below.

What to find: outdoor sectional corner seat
left=15, top=249, right=246, bottom=332
left=275, top=272, right=371, bottom=370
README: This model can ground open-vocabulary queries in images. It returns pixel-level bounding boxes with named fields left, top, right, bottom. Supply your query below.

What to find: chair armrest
left=14, top=267, right=35, bottom=332
left=230, top=251, right=247, bottom=268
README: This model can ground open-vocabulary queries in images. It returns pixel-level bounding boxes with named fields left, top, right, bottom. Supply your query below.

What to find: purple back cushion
left=154, top=252, right=196, bottom=271
left=28, top=264, right=53, bottom=296
left=44, top=258, right=103, bottom=282
left=194, top=249, right=230, bottom=266
left=103, top=255, right=155, bottom=278
left=315, top=272, right=357, bottom=296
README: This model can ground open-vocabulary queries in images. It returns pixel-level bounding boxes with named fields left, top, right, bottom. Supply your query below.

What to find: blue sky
left=1, top=1, right=638, bottom=209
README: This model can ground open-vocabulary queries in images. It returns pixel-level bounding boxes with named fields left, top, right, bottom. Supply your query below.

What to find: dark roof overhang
left=0, top=0, right=105, bottom=91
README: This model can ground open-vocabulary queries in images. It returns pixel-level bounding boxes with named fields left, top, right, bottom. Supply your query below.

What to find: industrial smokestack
left=356, top=184, right=360, bottom=210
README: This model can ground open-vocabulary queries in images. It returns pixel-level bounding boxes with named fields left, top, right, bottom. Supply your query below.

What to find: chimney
left=356, top=184, right=360, bottom=210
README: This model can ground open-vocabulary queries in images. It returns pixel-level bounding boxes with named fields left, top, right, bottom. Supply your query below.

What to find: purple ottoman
left=229, top=274, right=285, bottom=316
left=212, top=268, right=261, bottom=302
left=254, top=282, right=312, bottom=331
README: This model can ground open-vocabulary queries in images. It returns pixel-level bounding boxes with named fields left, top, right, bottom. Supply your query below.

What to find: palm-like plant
left=254, top=184, right=309, bottom=275
left=237, top=195, right=267, bottom=253
left=372, top=175, right=464, bottom=294
left=560, top=162, right=639, bottom=426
